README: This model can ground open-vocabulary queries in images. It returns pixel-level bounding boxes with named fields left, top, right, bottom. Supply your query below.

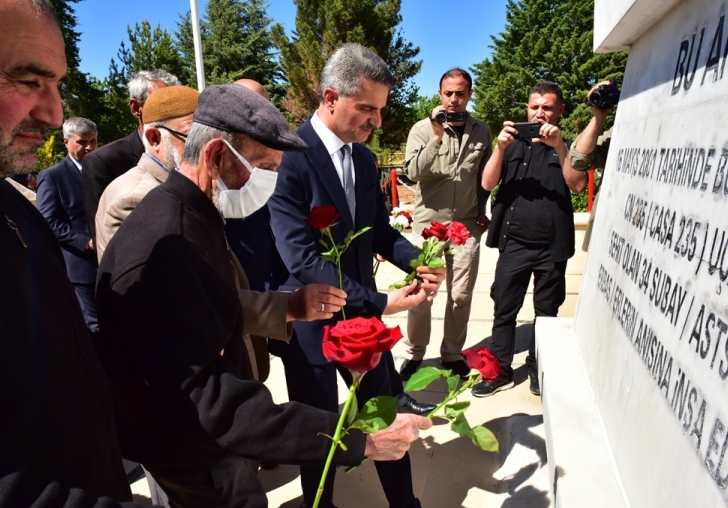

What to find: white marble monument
left=538, top=0, right=728, bottom=506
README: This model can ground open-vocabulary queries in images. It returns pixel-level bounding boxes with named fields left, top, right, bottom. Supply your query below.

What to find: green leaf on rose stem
left=318, top=432, right=335, bottom=442
left=451, top=412, right=472, bottom=438
left=469, top=425, right=499, bottom=452
left=319, top=239, right=329, bottom=249
left=446, top=373, right=460, bottom=392
left=443, top=401, right=471, bottom=419
left=349, top=396, right=398, bottom=434
left=388, top=279, right=408, bottom=291
left=338, top=440, right=348, bottom=452
left=347, top=392, right=358, bottom=425
left=410, top=257, right=423, bottom=270
left=404, top=366, right=445, bottom=392
left=347, top=226, right=372, bottom=243
left=428, top=257, right=445, bottom=269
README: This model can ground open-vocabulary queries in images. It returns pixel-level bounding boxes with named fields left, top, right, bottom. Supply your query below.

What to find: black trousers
left=490, top=239, right=567, bottom=376
left=73, top=281, right=99, bottom=335
left=281, top=336, right=418, bottom=508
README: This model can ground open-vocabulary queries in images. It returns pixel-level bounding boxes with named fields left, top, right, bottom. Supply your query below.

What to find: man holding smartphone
left=400, top=68, right=493, bottom=381
left=478, top=81, right=587, bottom=397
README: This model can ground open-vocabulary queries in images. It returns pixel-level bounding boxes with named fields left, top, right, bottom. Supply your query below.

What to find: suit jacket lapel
left=62, top=155, right=83, bottom=193
left=299, top=121, right=355, bottom=230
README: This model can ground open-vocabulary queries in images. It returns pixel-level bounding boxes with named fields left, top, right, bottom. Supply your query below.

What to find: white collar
left=311, top=111, right=353, bottom=157
left=69, top=155, right=82, bottom=171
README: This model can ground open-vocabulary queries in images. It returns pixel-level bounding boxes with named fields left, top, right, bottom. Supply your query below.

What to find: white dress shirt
left=310, top=111, right=356, bottom=186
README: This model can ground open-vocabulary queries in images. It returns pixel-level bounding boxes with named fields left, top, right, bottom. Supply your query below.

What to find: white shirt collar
left=69, top=155, right=82, bottom=171
left=311, top=111, right=352, bottom=156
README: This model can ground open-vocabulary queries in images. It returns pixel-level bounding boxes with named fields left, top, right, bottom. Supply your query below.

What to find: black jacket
left=82, top=130, right=144, bottom=241
left=0, top=179, right=138, bottom=507
left=95, top=170, right=366, bottom=468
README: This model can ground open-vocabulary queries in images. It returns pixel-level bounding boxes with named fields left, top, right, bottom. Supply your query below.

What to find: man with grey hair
left=95, top=83, right=433, bottom=508
left=37, top=116, right=100, bottom=335
left=95, top=85, right=198, bottom=259
left=83, top=69, right=180, bottom=240
left=268, top=42, right=446, bottom=508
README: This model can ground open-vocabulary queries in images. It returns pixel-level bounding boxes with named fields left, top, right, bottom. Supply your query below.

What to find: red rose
left=422, top=221, right=448, bottom=241
left=322, top=317, right=403, bottom=373
left=447, top=221, right=469, bottom=246
left=461, top=347, right=502, bottom=381
left=307, top=205, right=340, bottom=230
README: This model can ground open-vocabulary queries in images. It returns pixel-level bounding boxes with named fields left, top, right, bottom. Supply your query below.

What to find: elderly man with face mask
left=95, top=84, right=433, bottom=508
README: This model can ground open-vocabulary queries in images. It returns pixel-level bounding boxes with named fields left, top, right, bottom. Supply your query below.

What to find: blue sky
left=74, top=0, right=507, bottom=97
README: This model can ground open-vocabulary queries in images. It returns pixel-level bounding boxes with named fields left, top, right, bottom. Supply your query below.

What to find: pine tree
left=175, top=0, right=285, bottom=104
left=274, top=0, right=421, bottom=147
left=471, top=0, right=627, bottom=139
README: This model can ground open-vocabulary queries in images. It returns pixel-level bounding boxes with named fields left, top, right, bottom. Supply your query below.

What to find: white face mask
left=214, top=139, right=278, bottom=219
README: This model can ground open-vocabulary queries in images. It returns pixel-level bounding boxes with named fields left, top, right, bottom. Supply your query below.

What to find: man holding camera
left=400, top=68, right=492, bottom=381
left=570, top=80, right=616, bottom=251
left=478, top=81, right=587, bottom=398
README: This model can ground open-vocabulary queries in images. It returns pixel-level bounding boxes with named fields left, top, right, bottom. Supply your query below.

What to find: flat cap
left=194, top=84, right=308, bottom=152
left=143, top=85, right=199, bottom=124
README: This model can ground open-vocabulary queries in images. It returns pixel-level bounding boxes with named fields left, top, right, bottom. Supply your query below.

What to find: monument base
left=536, top=317, right=630, bottom=508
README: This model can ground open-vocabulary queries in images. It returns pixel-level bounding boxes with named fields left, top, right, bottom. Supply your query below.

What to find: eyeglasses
left=157, top=125, right=188, bottom=139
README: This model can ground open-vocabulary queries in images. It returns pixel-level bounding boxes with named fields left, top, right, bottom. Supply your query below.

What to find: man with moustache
left=477, top=81, right=587, bottom=398
left=83, top=69, right=180, bottom=240
left=268, top=43, right=446, bottom=508
left=400, top=68, right=492, bottom=382
left=95, top=85, right=198, bottom=259
left=36, top=116, right=100, bottom=335
left=95, top=83, right=433, bottom=508
left=0, top=0, right=150, bottom=504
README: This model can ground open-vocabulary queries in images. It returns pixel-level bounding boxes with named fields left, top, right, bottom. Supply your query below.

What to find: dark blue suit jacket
left=268, top=119, right=420, bottom=365
left=36, top=155, right=97, bottom=284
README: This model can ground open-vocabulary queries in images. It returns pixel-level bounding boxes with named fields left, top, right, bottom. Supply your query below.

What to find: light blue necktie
left=341, top=145, right=356, bottom=221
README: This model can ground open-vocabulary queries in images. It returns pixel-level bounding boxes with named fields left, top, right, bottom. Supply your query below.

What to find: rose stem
left=313, top=380, right=359, bottom=508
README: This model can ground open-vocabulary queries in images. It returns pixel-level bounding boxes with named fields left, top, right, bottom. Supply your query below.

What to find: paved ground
left=132, top=227, right=587, bottom=508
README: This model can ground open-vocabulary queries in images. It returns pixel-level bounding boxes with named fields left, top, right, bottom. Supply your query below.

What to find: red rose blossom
left=421, top=221, right=448, bottom=241
left=461, top=347, right=502, bottom=381
left=307, top=205, right=340, bottom=230
left=322, top=317, right=404, bottom=372
left=446, top=221, right=469, bottom=246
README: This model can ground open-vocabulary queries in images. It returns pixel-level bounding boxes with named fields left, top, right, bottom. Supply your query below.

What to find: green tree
left=175, top=0, right=285, bottom=104
left=470, top=0, right=627, bottom=140
left=274, top=0, right=421, bottom=147
left=408, top=93, right=441, bottom=125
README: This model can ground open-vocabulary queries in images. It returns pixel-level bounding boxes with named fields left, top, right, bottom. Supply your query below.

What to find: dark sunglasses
left=157, top=125, right=188, bottom=139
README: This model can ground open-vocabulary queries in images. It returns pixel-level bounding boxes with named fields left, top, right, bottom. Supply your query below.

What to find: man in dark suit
left=36, top=116, right=100, bottom=334
left=268, top=43, right=447, bottom=508
left=83, top=69, right=180, bottom=240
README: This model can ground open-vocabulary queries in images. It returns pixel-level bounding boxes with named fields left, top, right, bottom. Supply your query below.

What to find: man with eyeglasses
left=400, top=68, right=493, bottom=382
left=95, top=85, right=197, bottom=259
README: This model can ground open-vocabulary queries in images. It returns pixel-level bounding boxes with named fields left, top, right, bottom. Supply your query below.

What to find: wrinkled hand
left=286, top=284, right=347, bottom=322
left=476, top=213, right=490, bottom=233
left=383, top=280, right=427, bottom=315
left=416, top=265, right=446, bottom=300
left=496, top=121, right=517, bottom=150
left=364, top=413, right=433, bottom=461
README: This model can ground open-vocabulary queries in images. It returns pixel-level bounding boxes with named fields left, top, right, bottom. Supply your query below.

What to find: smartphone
left=513, top=122, right=542, bottom=138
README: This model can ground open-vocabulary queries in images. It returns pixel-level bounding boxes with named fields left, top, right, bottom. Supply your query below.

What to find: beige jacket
left=404, top=114, right=492, bottom=235
left=95, top=153, right=169, bottom=261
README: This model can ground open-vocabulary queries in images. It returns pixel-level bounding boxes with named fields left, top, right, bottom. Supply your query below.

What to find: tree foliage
left=175, top=0, right=285, bottom=105
left=274, top=0, right=421, bottom=148
left=470, top=0, right=627, bottom=140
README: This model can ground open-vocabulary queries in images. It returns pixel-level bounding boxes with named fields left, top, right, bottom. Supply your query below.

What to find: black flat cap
left=194, top=84, right=308, bottom=152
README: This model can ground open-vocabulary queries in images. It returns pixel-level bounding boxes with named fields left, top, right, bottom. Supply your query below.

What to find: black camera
left=587, top=82, right=620, bottom=109
left=431, top=111, right=465, bottom=124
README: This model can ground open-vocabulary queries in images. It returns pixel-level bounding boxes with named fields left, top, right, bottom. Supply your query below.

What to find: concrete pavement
left=132, top=228, right=588, bottom=507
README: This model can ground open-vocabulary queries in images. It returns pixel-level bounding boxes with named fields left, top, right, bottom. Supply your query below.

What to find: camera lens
left=434, top=111, right=447, bottom=124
